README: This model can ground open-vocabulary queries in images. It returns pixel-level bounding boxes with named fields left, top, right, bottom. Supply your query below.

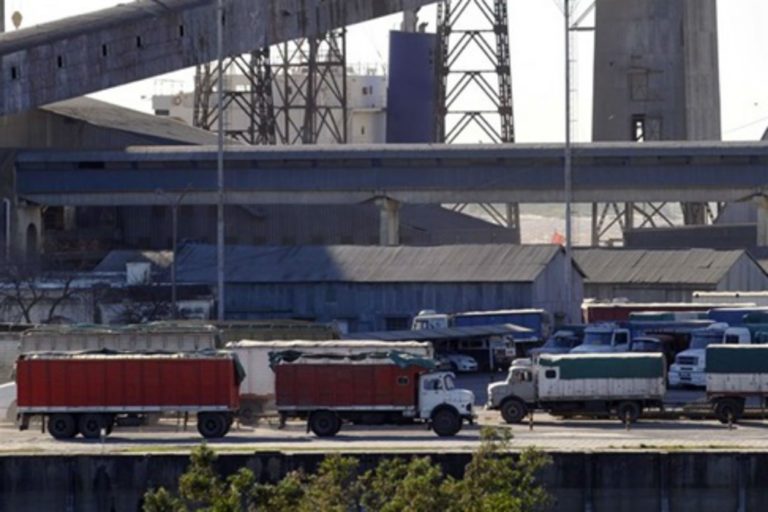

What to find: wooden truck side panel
left=17, top=356, right=239, bottom=411
left=275, top=363, right=424, bottom=409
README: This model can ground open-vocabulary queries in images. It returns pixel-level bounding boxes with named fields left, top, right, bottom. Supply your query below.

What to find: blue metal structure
left=15, top=141, right=768, bottom=206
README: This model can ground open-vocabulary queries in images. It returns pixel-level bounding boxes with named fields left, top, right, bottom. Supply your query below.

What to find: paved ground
left=3, top=372, right=765, bottom=455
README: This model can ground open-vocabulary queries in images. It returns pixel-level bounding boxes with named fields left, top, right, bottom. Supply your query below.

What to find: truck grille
left=676, top=356, right=698, bottom=366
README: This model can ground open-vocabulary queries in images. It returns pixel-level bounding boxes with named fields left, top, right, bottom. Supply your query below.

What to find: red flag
left=551, top=230, right=565, bottom=246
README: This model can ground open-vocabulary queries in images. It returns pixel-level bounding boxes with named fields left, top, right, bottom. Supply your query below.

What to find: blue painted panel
left=386, top=31, right=438, bottom=143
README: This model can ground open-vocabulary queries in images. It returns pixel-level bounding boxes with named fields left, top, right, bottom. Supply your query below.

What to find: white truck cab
left=417, top=371, right=475, bottom=421
left=411, top=311, right=450, bottom=330
left=668, top=323, right=750, bottom=387
left=570, top=324, right=630, bottom=354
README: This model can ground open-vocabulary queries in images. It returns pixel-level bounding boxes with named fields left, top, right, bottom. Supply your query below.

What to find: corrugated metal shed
left=573, top=249, right=752, bottom=285
left=175, top=244, right=570, bottom=284
left=42, top=97, right=232, bottom=146
left=95, top=250, right=173, bottom=273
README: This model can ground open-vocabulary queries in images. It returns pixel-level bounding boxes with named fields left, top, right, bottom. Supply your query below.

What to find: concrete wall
left=1, top=451, right=767, bottom=512
left=593, top=0, right=720, bottom=141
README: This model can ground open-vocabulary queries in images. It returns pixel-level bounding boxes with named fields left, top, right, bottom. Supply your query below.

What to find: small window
left=544, top=369, right=557, bottom=379
left=102, top=44, right=108, bottom=57
left=155, top=109, right=170, bottom=116
left=10, top=66, right=18, bottom=80
left=361, top=125, right=366, bottom=135
left=179, top=24, right=185, bottom=37
left=57, top=56, right=64, bottom=68
left=136, top=36, right=143, bottom=48
left=615, top=332, right=628, bottom=345
left=422, top=378, right=442, bottom=391
left=724, top=335, right=739, bottom=344
left=397, top=376, right=409, bottom=386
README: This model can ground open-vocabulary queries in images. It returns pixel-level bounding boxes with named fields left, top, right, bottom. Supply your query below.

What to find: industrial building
left=173, top=243, right=584, bottom=329
left=574, top=248, right=768, bottom=303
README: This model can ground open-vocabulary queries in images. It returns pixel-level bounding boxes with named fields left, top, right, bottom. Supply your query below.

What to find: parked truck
left=273, top=350, right=475, bottom=437
left=569, top=323, right=631, bottom=353
left=226, top=340, right=434, bottom=424
left=16, top=350, right=243, bottom=439
left=705, top=344, right=768, bottom=423
left=668, top=323, right=751, bottom=388
left=412, top=309, right=552, bottom=340
left=486, top=353, right=666, bottom=424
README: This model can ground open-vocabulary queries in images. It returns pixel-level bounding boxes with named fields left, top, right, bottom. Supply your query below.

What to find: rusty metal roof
left=175, top=244, right=571, bottom=284
left=574, top=248, right=755, bottom=285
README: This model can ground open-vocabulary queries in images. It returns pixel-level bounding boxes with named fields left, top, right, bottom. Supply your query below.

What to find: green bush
left=143, top=427, right=551, bottom=512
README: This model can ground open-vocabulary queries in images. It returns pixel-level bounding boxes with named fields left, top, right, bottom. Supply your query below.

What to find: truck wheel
left=500, top=399, right=528, bottom=424
left=432, top=408, right=461, bottom=437
left=78, top=413, right=107, bottom=439
left=197, top=413, right=228, bottom=439
left=714, top=399, right=743, bottom=424
left=48, top=414, right=77, bottom=440
left=616, top=402, right=641, bottom=424
left=239, top=399, right=263, bottom=426
left=309, top=411, right=341, bottom=437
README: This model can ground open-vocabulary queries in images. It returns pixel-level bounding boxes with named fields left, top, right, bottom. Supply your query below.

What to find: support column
left=756, top=197, right=768, bottom=247
left=377, top=198, right=400, bottom=246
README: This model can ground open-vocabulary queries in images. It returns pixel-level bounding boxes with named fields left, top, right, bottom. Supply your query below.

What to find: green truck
left=706, top=344, right=768, bottom=423
left=487, top=353, right=666, bottom=423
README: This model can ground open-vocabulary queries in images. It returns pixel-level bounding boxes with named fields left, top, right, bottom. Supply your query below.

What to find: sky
left=2, top=0, right=768, bottom=142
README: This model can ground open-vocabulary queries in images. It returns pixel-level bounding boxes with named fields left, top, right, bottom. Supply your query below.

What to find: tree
left=143, top=428, right=552, bottom=512
left=0, top=260, right=83, bottom=324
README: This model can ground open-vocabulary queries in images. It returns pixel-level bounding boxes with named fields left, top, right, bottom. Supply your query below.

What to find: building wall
left=715, top=254, right=768, bottom=292
left=223, top=281, right=538, bottom=332
left=532, top=251, right=584, bottom=322
left=583, top=284, right=712, bottom=303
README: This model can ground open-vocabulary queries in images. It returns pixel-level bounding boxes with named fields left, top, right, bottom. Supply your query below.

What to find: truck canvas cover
left=537, top=353, right=665, bottom=400
left=539, top=353, right=665, bottom=379
left=706, top=345, right=768, bottom=394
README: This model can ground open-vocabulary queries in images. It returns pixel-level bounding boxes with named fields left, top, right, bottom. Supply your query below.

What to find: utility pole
left=564, top=0, right=574, bottom=323
left=216, top=0, right=226, bottom=321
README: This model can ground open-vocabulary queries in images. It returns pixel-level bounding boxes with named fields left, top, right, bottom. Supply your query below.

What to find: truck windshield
left=689, top=332, right=721, bottom=349
left=444, top=375, right=455, bottom=390
left=551, top=336, right=576, bottom=348
left=582, top=331, right=612, bottom=346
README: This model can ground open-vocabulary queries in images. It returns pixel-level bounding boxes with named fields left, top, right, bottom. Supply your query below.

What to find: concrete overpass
left=15, top=141, right=768, bottom=245
left=16, top=141, right=768, bottom=205
left=0, top=0, right=435, bottom=116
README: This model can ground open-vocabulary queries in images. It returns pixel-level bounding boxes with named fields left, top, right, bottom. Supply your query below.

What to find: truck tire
left=714, top=399, right=743, bottom=424
left=432, top=408, right=461, bottom=437
left=309, top=411, right=341, bottom=437
left=49, top=414, right=77, bottom=440
left=197, top=412, right=228, bottom=439
left=78, top=413, right=108, bottom=439
left=616, top=402, right=641, bottom=424
left=500, top=399, right=528, bottom=424
left=238, top=398, right=263, bottom=426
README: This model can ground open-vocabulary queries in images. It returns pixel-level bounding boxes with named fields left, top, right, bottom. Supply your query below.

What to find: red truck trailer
left=16, top=351, right=242, bottom=440
left=273, top=351, right=475, bottom=437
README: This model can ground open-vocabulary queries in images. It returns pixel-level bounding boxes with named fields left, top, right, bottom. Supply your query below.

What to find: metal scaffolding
left=193, top=49, right=276, bottom=145
left=272, top=29, right=348, bottom=145
left=436, top=0, right=518, bottom=234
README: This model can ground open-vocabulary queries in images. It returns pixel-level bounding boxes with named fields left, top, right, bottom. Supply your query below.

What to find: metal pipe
left=216, top=0, right=225, bottom=321
left=564, top=0, right=573, bottom=323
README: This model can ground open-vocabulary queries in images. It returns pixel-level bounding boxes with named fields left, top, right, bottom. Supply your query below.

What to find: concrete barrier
left=0, top=451, right=766, bottom=511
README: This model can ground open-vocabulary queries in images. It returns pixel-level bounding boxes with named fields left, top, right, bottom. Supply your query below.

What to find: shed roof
left=573, top=248, right=759, bottom=285
left=175, top=244, right=574, bottom=284
left=42, top=97, right=230, bottom=146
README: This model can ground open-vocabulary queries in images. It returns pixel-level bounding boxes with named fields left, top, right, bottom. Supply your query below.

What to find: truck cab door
left=418, top=375, right=447, bottom=418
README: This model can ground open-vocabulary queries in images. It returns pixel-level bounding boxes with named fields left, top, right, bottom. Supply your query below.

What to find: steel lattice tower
left=194, top=29, right=347, bottom=146
left=194, top=49, right=276, bottom=145
left=437, top=0, right=518, bottom=235
left=273, top=29, right=348, bottom=145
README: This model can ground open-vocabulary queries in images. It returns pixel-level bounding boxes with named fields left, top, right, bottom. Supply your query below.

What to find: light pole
left=157, top=189, right=189, bottom=319
left=564, top=0, right=574, bottom=323
left=216, top=0, right=226, bottom=321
